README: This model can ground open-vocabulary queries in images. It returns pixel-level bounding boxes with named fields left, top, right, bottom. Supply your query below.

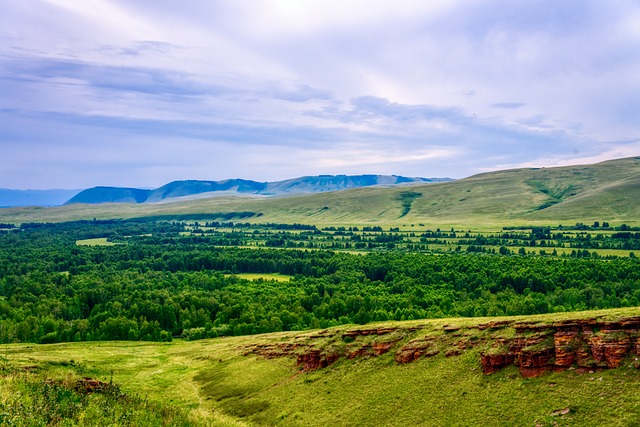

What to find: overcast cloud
left=1, top=0, right=639, bottom=189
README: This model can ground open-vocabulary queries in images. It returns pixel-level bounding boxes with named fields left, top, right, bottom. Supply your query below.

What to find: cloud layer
left=2, top=0, right=639, bottom=188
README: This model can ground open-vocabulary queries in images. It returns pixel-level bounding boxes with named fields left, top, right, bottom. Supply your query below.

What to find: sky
left=1, top=0, right=640, bottom=190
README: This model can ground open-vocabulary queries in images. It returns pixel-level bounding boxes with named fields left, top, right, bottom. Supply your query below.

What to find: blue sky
left=1, top=0, right=639, bottom=189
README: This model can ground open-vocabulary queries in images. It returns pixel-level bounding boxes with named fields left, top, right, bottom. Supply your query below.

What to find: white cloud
left=1, top=0, right=639, bottom=189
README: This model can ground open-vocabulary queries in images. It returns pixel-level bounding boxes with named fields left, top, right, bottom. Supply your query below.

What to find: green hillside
left=2, top=308, right=640, bottom=427
left=1, top=157, right=639, bottom=226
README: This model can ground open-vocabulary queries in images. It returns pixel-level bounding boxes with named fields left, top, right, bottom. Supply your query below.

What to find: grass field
left=75, top=237, right=116, bottom=246
left=3, top=307, right=640, bottom=426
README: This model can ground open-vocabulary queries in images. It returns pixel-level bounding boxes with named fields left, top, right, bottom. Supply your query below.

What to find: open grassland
left=3, top=307, right=640, bottom=426
left=1, top=157, right=639, bottom=228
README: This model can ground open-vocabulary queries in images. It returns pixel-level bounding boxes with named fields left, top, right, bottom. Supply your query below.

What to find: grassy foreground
left=2, top=308, right=640, bottom=426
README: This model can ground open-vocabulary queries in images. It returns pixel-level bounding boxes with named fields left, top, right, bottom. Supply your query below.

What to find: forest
left=1, top=219, right=639, bottom=344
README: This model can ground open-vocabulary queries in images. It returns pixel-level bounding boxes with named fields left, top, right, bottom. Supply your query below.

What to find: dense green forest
left=1, top=220, right=639, bottom=344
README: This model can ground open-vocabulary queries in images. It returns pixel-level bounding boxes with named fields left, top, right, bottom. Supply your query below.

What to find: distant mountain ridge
left=65, top=175, right=450, bottom=205
left=2, top=157, right=639, bottom=224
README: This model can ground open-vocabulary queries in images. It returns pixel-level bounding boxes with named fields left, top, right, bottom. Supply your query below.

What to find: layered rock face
left=297, top=350, right=341, bottom=371
left=394, top=337, right=440, bottom=364
left=243, top=316, right=640, bottom=378
left=244, top=326, right=418, bottom=372
left=480, top=317, right=640, bottom=377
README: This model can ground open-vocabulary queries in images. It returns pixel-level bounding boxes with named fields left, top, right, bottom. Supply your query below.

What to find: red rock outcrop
left=480, top=352, right=516, bottom=374
left=553, top=331, right=579, bottom=368
left=244, top=326, right=411, bottom=371
left=373, top=341, right=398, bottom=356
left=519, top=346, right=555, bottom=378
left=394, top=338, right=439, bottom=364
left=590, top=332, right=632, bottom=368
left=296, top=350, right=340, bottom=371
left=243, top=316, right=640, bottom=378
left=348, top=345, right=372, bottom=359
left=481, top=317, right=640, bottom=377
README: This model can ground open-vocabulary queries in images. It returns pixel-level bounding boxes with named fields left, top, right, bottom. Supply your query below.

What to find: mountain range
left=0, top=175, right=447, bottom=208
left=64, top=175, right=450, bottom=205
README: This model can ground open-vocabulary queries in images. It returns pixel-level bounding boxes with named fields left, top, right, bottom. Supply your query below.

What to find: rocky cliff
left=243, top=316, right=640, bottom=378
left=480, top=316, right=640, bottom=377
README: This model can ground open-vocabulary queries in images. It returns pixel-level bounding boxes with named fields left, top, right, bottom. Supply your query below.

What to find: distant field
left=75, top=237, right=116, bottom=246
left=225, top=273, right=293, bottom=282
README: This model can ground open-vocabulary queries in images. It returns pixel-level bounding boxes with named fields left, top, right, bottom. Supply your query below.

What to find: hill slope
left=66, top=186, right=152, bottom=204
left=2, top=156, right=639, bottom=226
left=3, top=308, right=640, bottom=427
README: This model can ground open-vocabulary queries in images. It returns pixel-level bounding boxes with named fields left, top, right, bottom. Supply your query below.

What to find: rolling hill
left=1, top=156, right=639, bottom=226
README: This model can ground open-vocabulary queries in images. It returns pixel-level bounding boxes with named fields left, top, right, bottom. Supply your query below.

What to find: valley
left=1, top=157, right=639, bottom=426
